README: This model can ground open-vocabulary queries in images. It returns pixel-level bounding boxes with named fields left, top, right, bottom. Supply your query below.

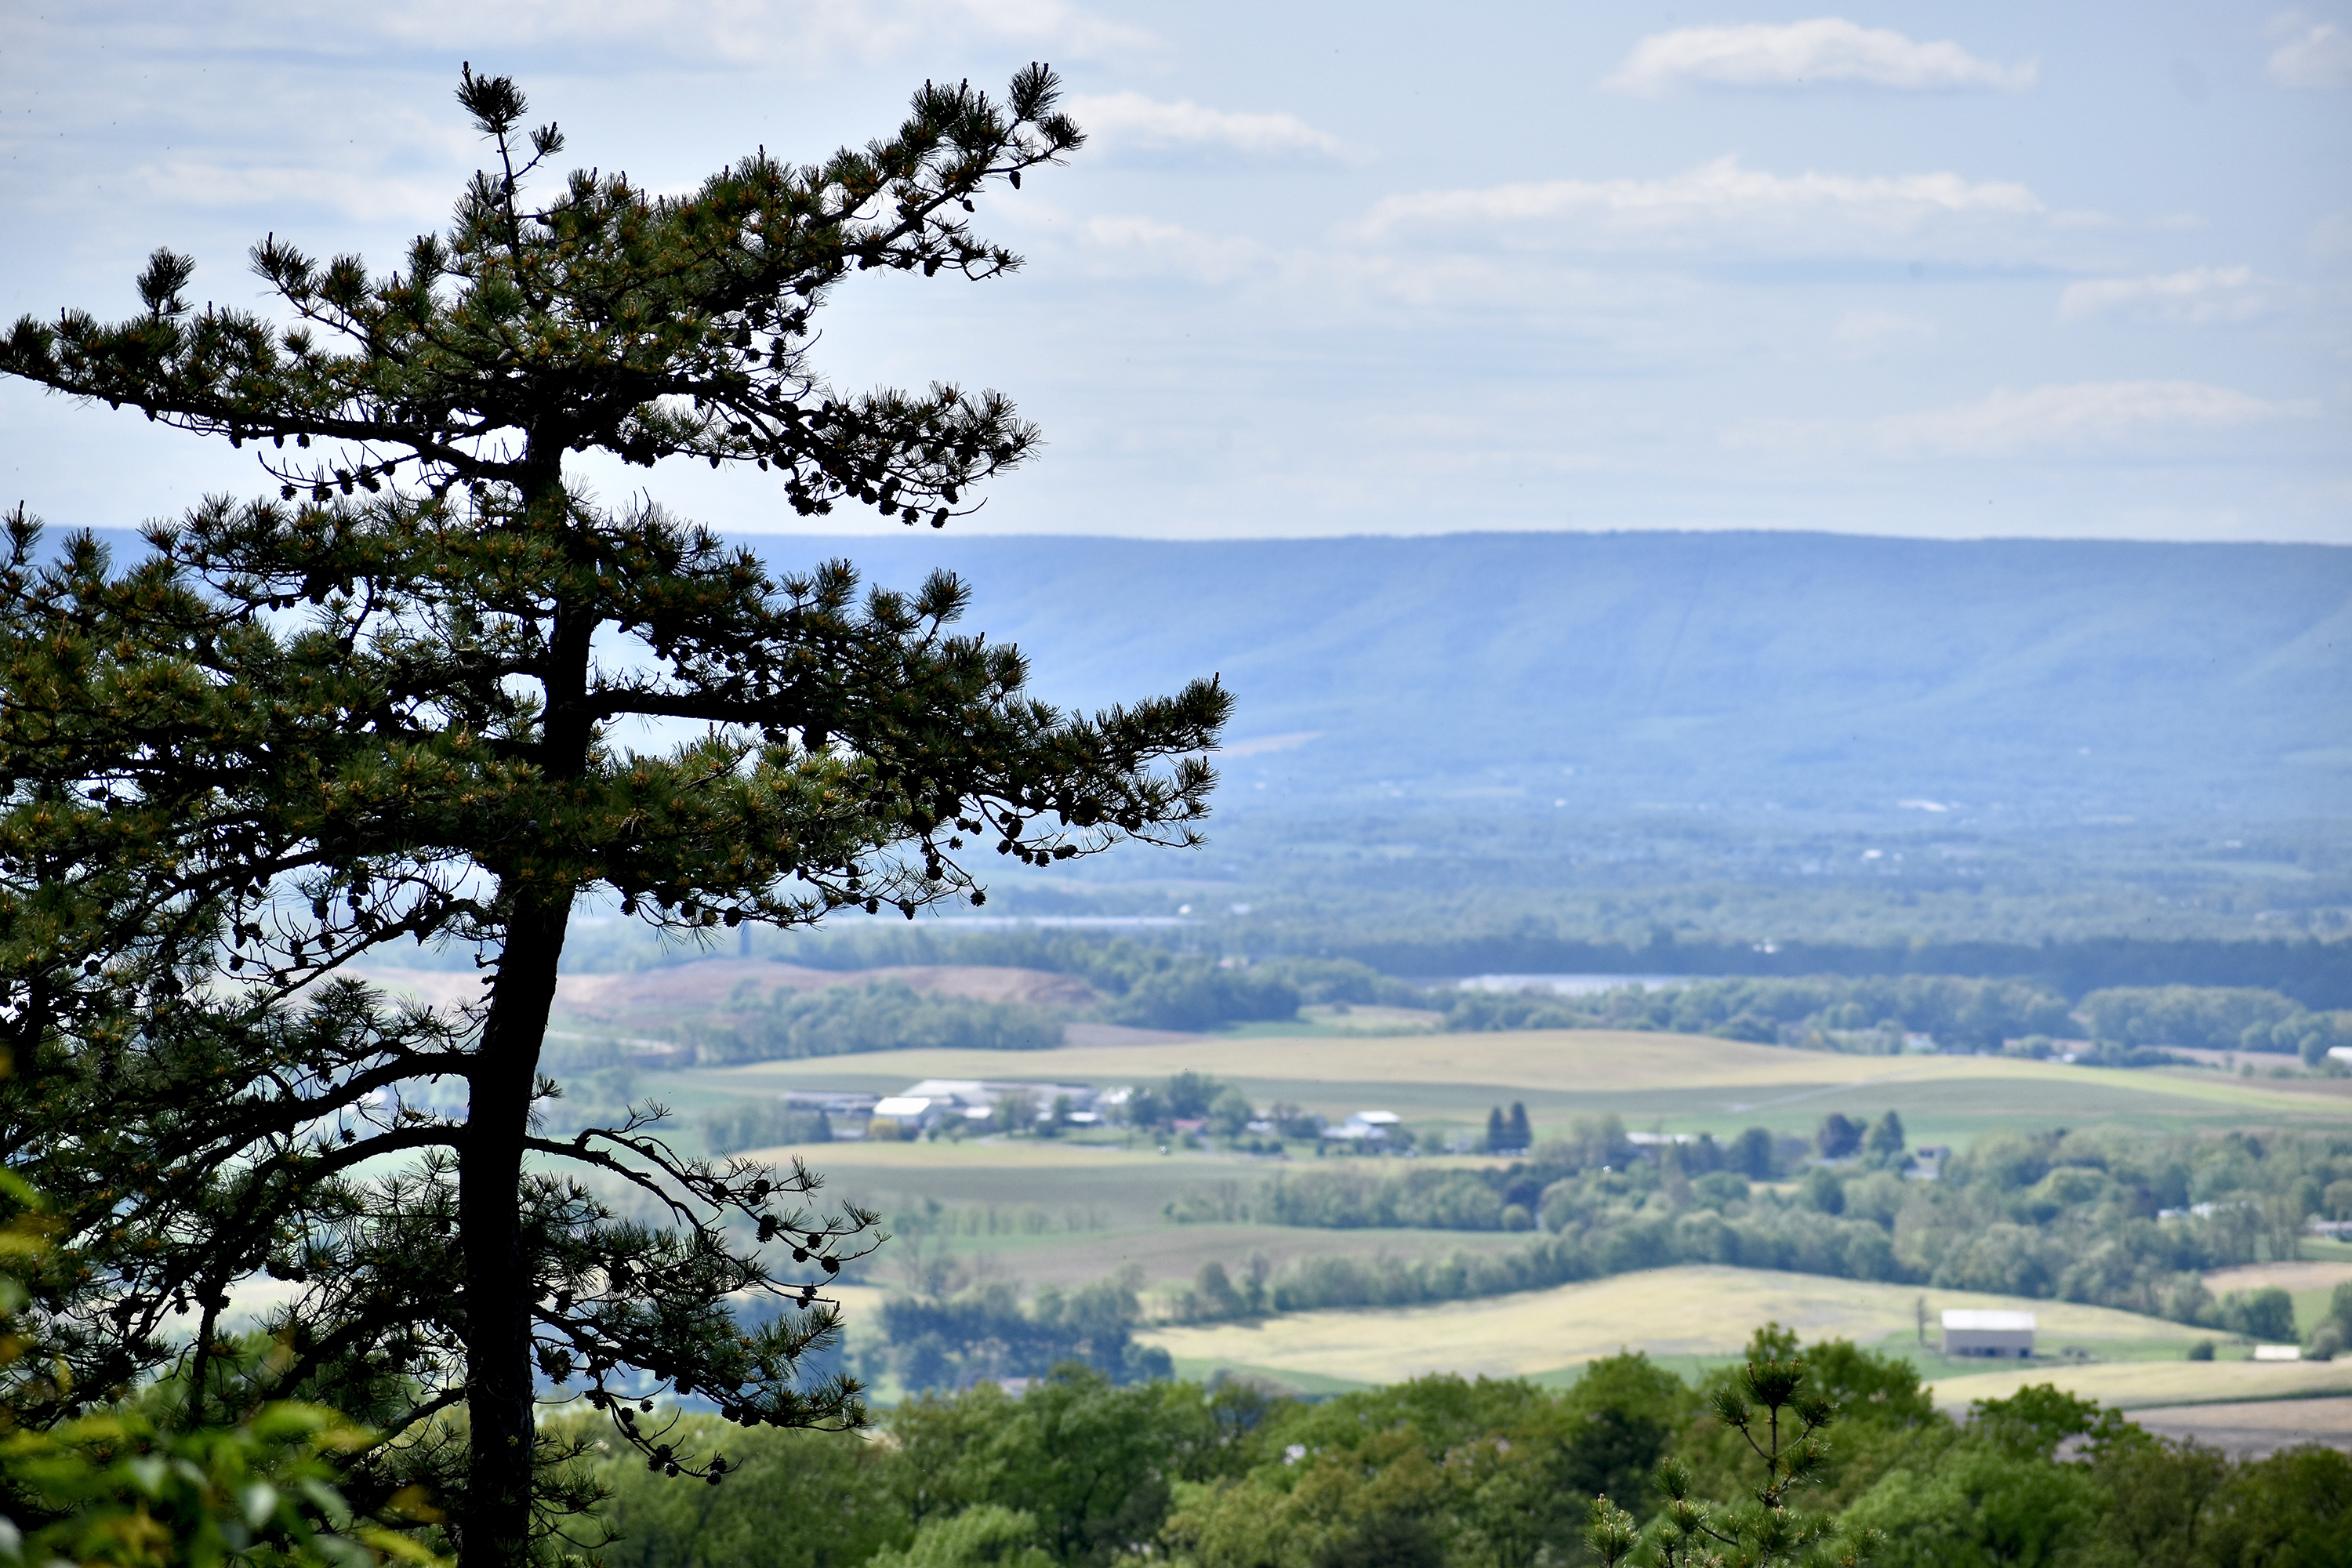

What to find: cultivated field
left=1131, top=1265, right=2212, bottom=1390
left=437, top=972, right=2348, bottom=1409
left=2130, top=1396, right=2352, bottom=1456
left=693, top=1024, right=2341, bottom=1154
left=1929, top=1359, right=2352, bottom=1410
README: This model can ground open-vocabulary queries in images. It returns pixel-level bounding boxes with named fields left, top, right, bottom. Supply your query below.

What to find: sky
left=2, top=2, right=2347, bottom=544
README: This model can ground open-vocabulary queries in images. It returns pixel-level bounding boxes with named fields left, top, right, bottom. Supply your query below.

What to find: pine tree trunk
left=460, top=474, right=596, bottom=1568
left=459, top=890, right=568, bottom=1568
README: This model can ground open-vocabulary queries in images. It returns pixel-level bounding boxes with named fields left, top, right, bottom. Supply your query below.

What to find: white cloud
left=1075, top=215, right=1267, bottom=283
left=1831, top=310, right=1939, bottom=354
left=2057, top=266, right=2267, bottom=324
left=1606, top=18, right=2035, bottom=95
left=1356, top=156, right=2048, bottom=260
left=1730, top=380, right=2314, bottom=457
left=2268, top=19, right=2352, bottom=88
left=363, top=0, right=1160, bottom=69
left=1063, top=92, right=1353, bottom=159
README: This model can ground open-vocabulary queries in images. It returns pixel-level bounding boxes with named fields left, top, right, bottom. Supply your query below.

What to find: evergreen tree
left=1864, top=1110, right=1905, bottom=1163
left=1486, top=1106, right=1508, bottom=1154
left=0, top=67, right=1226, bottom=1568
left=1506, top=1102, right=1533, bottom=1153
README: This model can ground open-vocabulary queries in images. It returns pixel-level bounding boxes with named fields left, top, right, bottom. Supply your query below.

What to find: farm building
left=1942, top=1309, right=2036, bottom=1357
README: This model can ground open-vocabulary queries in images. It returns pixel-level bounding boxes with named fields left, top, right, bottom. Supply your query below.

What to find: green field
left=1130, top=1264, right=2217, bottom=1391
left=657, top=1027, right=2350, bottom=1305
left=610, top=1022, right=2352, bottom=1396
left=682, top=1025, right=2346, bottom=1156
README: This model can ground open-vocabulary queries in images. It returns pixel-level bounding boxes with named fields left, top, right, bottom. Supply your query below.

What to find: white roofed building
left=1942, top=1309, right=2035, bottom=1358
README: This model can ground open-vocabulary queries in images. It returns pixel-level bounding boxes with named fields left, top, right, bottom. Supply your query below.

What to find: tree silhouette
left=0, top=66, right=1226, bottom=1568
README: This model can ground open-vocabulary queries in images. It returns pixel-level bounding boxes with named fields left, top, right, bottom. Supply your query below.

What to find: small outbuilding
left=1941, top=1309, right=2035, bottom=1358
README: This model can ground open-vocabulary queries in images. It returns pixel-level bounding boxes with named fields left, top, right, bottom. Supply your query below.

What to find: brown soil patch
left=2202, top=1261, right=2352, bottom=1295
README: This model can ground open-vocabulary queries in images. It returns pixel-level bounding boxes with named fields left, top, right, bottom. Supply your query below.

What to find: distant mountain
left=757, top=531, right=2351, bottom=823
left=67, top=524, right=2349, bottom=822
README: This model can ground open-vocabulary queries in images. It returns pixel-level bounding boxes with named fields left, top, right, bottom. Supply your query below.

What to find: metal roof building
left=1941, top=1309, right=2035, bottom=1358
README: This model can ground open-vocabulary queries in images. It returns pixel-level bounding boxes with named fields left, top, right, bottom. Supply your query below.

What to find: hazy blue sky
left=3, top=2, right=2347, bottom=543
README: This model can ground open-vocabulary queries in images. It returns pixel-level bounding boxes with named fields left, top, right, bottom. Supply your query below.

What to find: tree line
left=580, top=1330, right=2346, bottom=1568
left=1148, top=1120, right=2346, bottom=1334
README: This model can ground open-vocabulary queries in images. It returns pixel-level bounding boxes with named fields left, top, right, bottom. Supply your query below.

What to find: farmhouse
left=1942, top=1308, right=2036, bottom=1357
left=1323, top=1110, right=1402, bottom=1145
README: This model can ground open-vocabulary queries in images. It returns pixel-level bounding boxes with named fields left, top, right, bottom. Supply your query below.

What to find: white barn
left=1942, top=1309, right=2035, bottom=1358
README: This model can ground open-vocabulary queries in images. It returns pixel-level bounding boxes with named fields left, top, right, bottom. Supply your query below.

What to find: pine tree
left=1584, top=1328, right=1877, bottom=1567
left=0, top=67, right=1227, bottom=1567
left=1506, top=1101, right=1533, bottom=1153
left=1486, top=1106, right=1508, bottom=1153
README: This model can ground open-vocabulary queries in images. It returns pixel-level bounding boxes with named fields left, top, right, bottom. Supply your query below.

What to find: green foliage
left=1834, top=1381, right=2352, bottom=1568
left=887, top=1370, right=1228, bottom=1566
left=699, top=1103, right=833, bottom=1156
left=2213, top=1287, right=2296, bottom=1343
left=2306, top=1282, right=2352, bottom=1359
left=0, top=1164, right=441, bottom=1568
left=1446, top=975, right=2075, bottom=1051
left=867, top=1277, right=1168, bottom=1394
left=0, top=1404, right=444, bottom=1568
left=1587, top=1330, right=1870, bottom=1568
left=2076, top=986, right=2349, bottom=1056
left=557, top=1331, right=2352, bottom=1568
left=1183, top=1125, right=2350, bottom=1329
left=690, top=979, right=1063, bottom=1064
left=575, top=1414, right=908, bottom=1568
left=1163, top=1363, right=1686, bottom=1568
left=867, top=1506, right=1049, bottom=1568
left=0, top=64, right=1231, bottom=1565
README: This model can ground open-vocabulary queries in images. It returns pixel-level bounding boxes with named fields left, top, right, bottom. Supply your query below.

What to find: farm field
left=693, top=1024, right=2343, bottom=1156
left=1929, top=1358, right=2352, bottom=1410
left=2130, top=1396, right=2352, bottom=1456
left=741, top=1136, right=1533, bottom=1293
left=675, top=1027, right=2347, bottom=1312
left=1130, top=1264, right=2212, bottom=1391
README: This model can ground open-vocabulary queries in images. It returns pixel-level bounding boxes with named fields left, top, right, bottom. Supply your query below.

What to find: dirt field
left=2127, top=1396, right=2352, bottom=1456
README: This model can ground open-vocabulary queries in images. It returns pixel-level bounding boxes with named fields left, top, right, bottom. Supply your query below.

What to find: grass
left=649, top=1032, right=2347, bottom=1401
left=1130, top=1264, right=2209, bottom=1388
left=680, top=1029, right=2337, bottom=1152
left=1928, top=1359, right=2352, bottom=1410
left=2201, top=1261, right=2352, bottom=1336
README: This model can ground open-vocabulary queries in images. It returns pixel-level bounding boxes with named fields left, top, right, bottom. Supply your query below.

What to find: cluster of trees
left=2077, top=985, right=2352, bottom=1063
left=1484, top=1103, right=1533, bottom=1153
left=670, top=943, right=1401, bottom=1062
left=1441, top=974, right=2352, bottom=1067
left=583, top=1333, right=2349, bottom=1568
left=1444, top=975, right=2076, bottom=1052
left=688, top=978, right=1065, bottom=1063
left=866, top=1274, right=1169, bottom=1394
left=1159, top=1121, right=2350, bottom=1333
left=1327, top=931, right=2352, bottom=1011
left=702, top=1102, right=837, bottom=1156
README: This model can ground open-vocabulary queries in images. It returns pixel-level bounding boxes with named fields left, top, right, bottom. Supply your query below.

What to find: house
left=1323, top=1111, right=1401, bottom=1144
left=866, top=1080, right=1105, bottom=1138
left=1908, top=1145, right=1951, bottom=1180
left=1942, top=1309, right=2034, bottom=1357
left=869, top=1094, right=951, bottom=1136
